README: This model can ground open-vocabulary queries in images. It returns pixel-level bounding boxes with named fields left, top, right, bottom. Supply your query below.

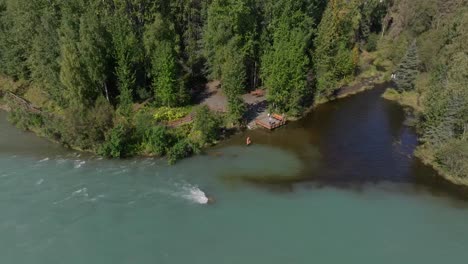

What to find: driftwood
left=4, top=91, right=42, bottom=114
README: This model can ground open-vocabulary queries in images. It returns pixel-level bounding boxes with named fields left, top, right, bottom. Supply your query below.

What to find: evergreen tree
left=59, top=11, right=91, bottom=107
left=27, top=1, right=62, bottom=103
left=110, top=13, right=140, bottom=115
left=79, top=7, right=112, bottom=102
left=261, top=0, right=313, bottom=115
left=221, top=38, right=246, bottom=123
left=394, top=41, right=421, bottom=92
left=314, top=0, right=361, bottom=99
left=203, top=0, right=256, bottom=80
left=144, top=13, right=186, bottom=107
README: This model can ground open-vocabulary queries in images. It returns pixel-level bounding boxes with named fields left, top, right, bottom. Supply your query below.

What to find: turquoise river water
left=1, top=87, right=468, bottom=263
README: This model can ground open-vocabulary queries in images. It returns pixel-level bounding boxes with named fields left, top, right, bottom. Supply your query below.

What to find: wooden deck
left=255, top=114, right=286, bottom=130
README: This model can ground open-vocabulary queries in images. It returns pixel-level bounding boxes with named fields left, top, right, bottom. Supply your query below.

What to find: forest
left=379, top=0, right=468, bottom=184
left=0, top=0, right=466, bottom=181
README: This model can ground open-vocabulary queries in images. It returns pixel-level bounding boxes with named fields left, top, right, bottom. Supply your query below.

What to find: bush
left=167, top=139, right=198, bottom=165
left=8, top=108, right=43, bottom=131
left=134, top=109, right=155, bottom=139
left=143, top=125, right=175, bottom=156
left=61, top=98, right=114, bottom=150
left=153, top=106, right=191, bottom=122
left=365, top=33, right=379, bottom=52
left=99, top=122, right=136, bottom=158
left=191, top=105, right=222, bottom=145
left=435, top=140, right=468, bottom=180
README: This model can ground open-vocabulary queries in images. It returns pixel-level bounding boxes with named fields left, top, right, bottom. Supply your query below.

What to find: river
left=1, top=86, right=468, bottom=264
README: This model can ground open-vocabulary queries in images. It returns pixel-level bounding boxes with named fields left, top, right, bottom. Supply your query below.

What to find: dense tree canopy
left=9, top=0, right=466, bottom=170
left=0, top=0, right=365, bottom=118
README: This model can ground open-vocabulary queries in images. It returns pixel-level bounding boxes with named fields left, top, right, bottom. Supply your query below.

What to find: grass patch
left=23, top=85, right=49, bottom=108
left=382, top=88, right=422, bottom=112
left=0, top=75, right=28, bottom=94
left=152, top=106, right=192, bottom=122
left=415, top=144, right=468, bottom=187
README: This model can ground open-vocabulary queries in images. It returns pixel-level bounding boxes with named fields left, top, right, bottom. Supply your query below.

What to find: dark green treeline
left=0, top=0, right=387, bottom=159
left=0, top=0, right=387, bottom=114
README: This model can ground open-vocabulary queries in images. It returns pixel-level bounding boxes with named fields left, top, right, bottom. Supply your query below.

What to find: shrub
left=60, top=98, right=114, bottom=150
left=435, top=140, right=468, bottom=180
left=191, top=105, right=221, bottom=145
left=365, top=33, right=379, bottom=52
left=8, top=108, right=44, bottom=131
left=153, top=106, right=191, bottom=122
left=167, top=139, right=197, bottom=165
left=143, top=125, right=175, bottom=156
left=134, top=109, right=155, bottom=139
left=99, top=122, right=136, bottom=158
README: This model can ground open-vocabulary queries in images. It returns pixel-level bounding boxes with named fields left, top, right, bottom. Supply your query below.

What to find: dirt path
left=198, top=80, right=268, bottom=128
left=242, top=93, right=267, bottom=128
left=198, top=80, right=228, bottom=113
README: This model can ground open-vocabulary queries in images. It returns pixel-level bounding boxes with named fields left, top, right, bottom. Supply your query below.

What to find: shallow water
left=1, top=87, right=468, bottom=264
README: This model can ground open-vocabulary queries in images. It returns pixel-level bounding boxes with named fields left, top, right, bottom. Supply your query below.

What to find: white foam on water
left=54, top=187, right=89, bottom=204
left=154, top=180, right=209, bottom=205
left=88, top=194, right=105, bottom=202
left=38, top=157, right=49, bottom=163
left=74, top=160, right=86, bottom=169
left=72, top=187, right=89, bottom=197
left=182, top=186, right=209, bottom=204
left=112, top=168, right=129, bottom=175
left=172, top=182, right=209, bottom=204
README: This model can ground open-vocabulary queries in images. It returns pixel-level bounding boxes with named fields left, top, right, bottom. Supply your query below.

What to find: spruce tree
left=221, top=38, right=246, bottom=124
left=394, top=41, right=421, bottom=92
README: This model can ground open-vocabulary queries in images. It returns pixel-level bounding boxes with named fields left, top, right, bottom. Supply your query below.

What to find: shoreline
left=1, top=76, right=389, bottom=160
left=381, top=88, right=468, bottom=188
left=297, top=74, right=387, bottom=120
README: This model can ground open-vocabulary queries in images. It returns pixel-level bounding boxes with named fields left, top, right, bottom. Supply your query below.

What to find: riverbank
left=382, top=88, right=468, bottom=188
left=0, top=72, right=388, bottom=161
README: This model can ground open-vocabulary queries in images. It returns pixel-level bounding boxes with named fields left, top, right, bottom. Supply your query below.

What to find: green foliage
left=261, top=0, right=314, bottom=115
left=144, top=13, right=187, bottom=107
left=61, top=96, right=115, bottom=150
left=111, top=12, right=140, bottom=116
left=203, top=0, right=256, bottom=80
left=10, top=0, right=464, bottom=167
left=152, top=106, right=191, bottom=122
left=191, top=105, right=221, bottom=145
left=358, top=0, right=388, bottom=42
left=381, top=2, right=468, bottom=183
left=58, top=1, right=112, bottom=107
left=8, top=108, right=44, bottom=131
left=28, top=2, right=63, bottom=103
left=365, top=33, right=379, bottom=52
left=314, top=0, right=361, bottom=99
left=221, top=38, right=247, bottom=123
left=167, top=139, right=197, bottom=165
left=394, top=41, right=421, bottom=92
left=143, top=125, right=175, bottom=156
left=435, top=139, right=468, bottom=180
left=99, top=122, right=136, bottom=158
